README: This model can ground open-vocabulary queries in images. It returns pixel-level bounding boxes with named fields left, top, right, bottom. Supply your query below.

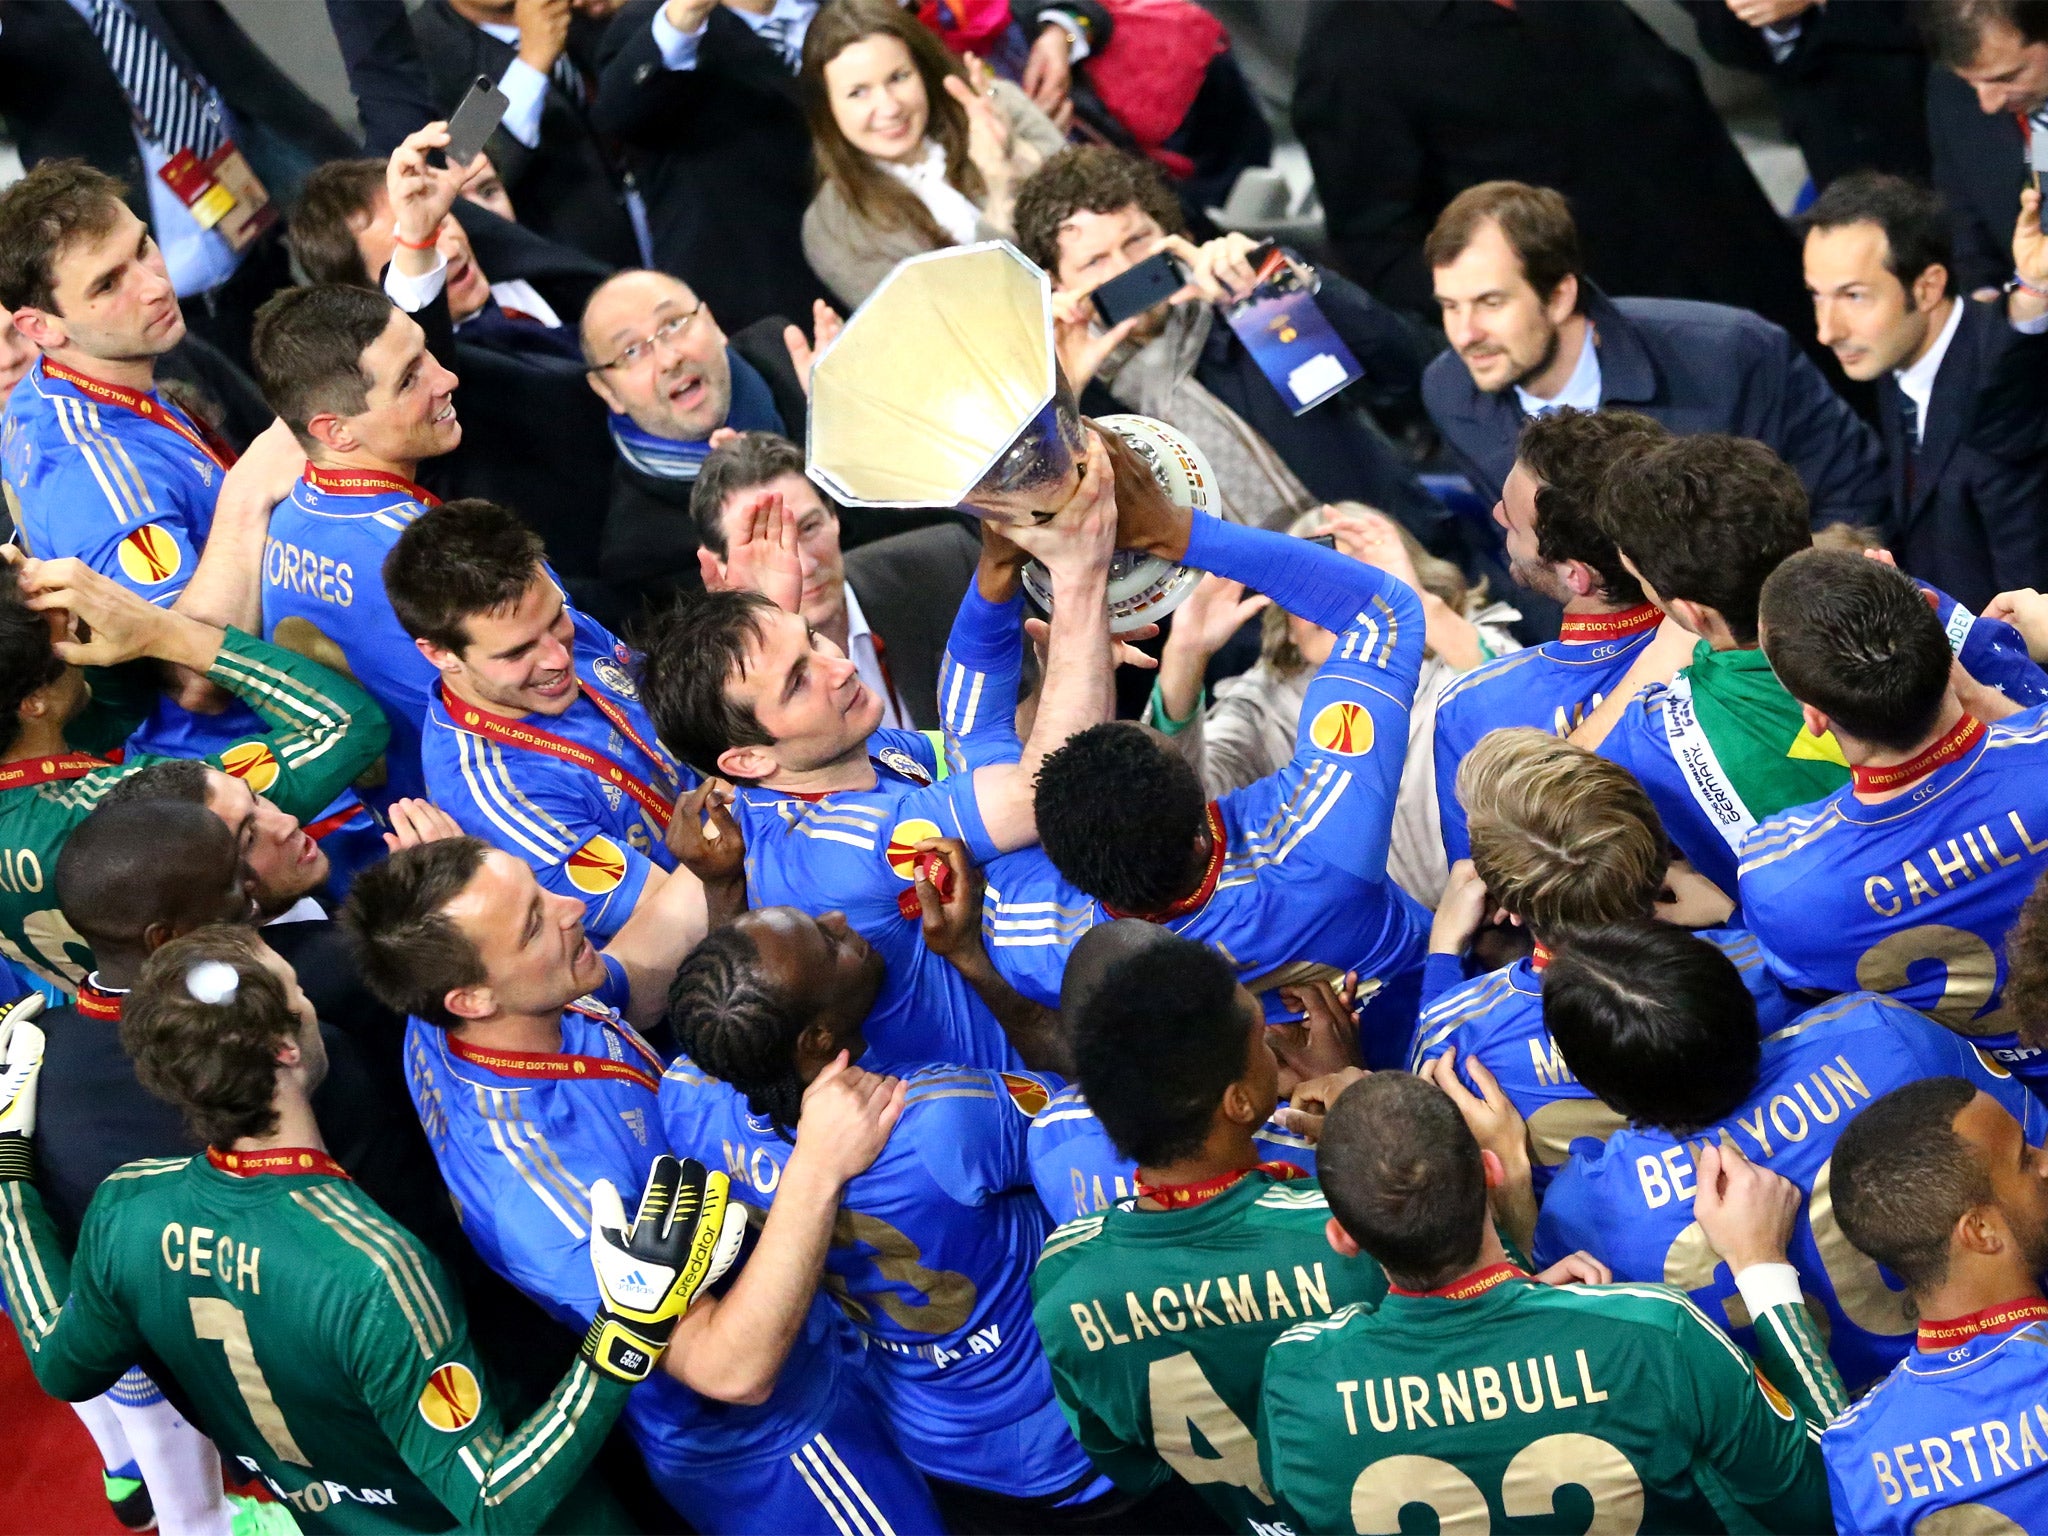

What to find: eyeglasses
left=589, top=306, right=704, bottom=372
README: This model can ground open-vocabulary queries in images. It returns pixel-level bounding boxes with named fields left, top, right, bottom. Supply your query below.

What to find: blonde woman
left=799, top=0, right=1065, bottom=308
left=1147, top=505, right=1522, bottom=907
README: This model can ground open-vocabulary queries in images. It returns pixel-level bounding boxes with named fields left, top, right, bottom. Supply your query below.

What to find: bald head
left=1061, top=919, right=1176, bottom=1016
left=56, top=799, right=250, bottom=955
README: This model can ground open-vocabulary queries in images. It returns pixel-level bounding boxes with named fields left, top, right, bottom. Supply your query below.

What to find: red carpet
left=0, top=1323, right=124, bottom=1535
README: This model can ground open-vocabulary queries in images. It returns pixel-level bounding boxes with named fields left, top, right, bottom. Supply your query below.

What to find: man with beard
left=1824, top=1076, right=2048, bottom=1530
left=1422, top=181, right=1885, bottom=630
left=1432, top=406, right=1671, bottom=865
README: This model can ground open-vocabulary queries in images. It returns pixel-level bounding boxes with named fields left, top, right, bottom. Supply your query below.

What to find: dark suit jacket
left=1928, top=68, right=2029, bottom=297
left=592, top=0, right=830, bottom=332
left=0, top=0, right=354, bottom=222
left=1680, top=0, right=1928, bottom=189
left=1423, top=286, right=1888, bottom=527
left=845, top=523, right=983, bottom=730
left=407, top=0, right=642, bottom=270
left=1878, top=299, right=2048, bottom=612
left=1293, top=0, right=1812, bottom=346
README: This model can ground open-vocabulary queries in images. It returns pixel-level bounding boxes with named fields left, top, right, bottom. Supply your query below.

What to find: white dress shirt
left=843, top=582, right=910, bottom=731
left=652, top=0, right=817, bottom=71
left=1892, top=294, right=1965, bottom=446
left=1514, top=321, right=1604, bottom=418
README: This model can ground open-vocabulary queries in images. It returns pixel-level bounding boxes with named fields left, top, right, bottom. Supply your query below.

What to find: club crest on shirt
left=593, top=657, right=638, bottom=700
left=218, top=740, right=281, bottom=794
left=1751, top=1364, right=1794, bottom=1421
left=566, top=835, right=627, bottom=893
left=1308, top=700, right=1373, bottom=756
left=999, top=1072, right=1050, bottom=1117
left=417, top=1362, right=481, bottom=1432
left=877, top=746, right=932, bottom=785
left=117, top=523, right=181, bottom=585
left=885, top=818, right=943, bottom=879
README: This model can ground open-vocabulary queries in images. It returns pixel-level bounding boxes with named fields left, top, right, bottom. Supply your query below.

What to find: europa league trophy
left=806, top=242, right=1219, bottom=633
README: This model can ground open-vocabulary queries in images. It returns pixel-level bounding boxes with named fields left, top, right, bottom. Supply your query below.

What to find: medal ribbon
left=1918, top=1296, right=2048, bottom=1350
left=0, top=754, right=105, bottom=794
left=441, top=682, right=678, bottom=833
left=1388, top=1262, right=1529, bottom=1300
left=74, top=983, right=125, bottom=1022
left=1104, top=803, right=1227, bottom=922
left=447, top=1032, right=660, bottom=1093
left=1135, top=1160, right=1304, bottom=1209
left=1556, top=604, right=1661, bottom=644
left=207, top=1145, right=351, bottom=1181
left=1851, top=713, right=1985, bottom=794
left=40, top=359, right=235, bottom=470
left=302, top=462, right=440, bottom=506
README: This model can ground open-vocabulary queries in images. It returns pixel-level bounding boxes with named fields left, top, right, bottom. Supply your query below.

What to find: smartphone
left=445, top=75, right=510, bottom=168
left=1091, top=251, right=1183, bottom=328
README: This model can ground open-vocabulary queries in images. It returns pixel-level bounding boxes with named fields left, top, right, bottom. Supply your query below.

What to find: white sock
left=105, top=1369, right=232, bottom=1536
left=70, top=1390, right=137, bottom=1476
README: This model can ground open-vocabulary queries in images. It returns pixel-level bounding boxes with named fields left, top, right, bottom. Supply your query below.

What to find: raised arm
left=20, top=557, right=389, bottom=820
left=962, top=430, right=1120, bottom=853
left=661, top=1057, right=905, bottom=1403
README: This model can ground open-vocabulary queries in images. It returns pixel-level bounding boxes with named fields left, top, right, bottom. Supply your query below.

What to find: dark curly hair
left=1073, top=937, right=1249, bottom=1166
left=1012, top=145, right=1186, bottom=280
left=0, top=565, right=67, bottom=757
left=664, top=924, right=806, bottom=1132
left=1595, top=434, right=1810, bottom=645
left=1513, top=407, right=1667, bottom=608
left=1034, top=723, right=1207, bottom=912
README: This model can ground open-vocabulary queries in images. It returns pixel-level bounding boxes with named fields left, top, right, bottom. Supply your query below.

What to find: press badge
left=158, top=143, right=275, bottom=252
left=1225, top=248, right=1364, bottom=416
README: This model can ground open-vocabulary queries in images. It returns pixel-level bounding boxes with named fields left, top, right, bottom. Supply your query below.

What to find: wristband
left=393, top=231, right=440, bottom=251
left=1732, top=1261, right=1804, bottom=1319
left=1145, top=678, right=1204, bottom=736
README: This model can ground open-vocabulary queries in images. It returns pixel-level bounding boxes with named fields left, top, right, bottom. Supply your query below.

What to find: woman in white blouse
left=799, top=0, right=1066, bottom=309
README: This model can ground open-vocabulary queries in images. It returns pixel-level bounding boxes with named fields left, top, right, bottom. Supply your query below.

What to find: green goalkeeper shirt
left=1030, top=1172, right=1387, bottom=1534
left=0, top=1150, right=627, bottom=1534
left=0, top=629, right=386, bottom=992
left=1258, top=1264, right=1847, bottom=1535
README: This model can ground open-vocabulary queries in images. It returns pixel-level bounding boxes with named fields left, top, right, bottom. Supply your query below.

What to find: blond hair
left=1457, top=728, right=1667, bottom=939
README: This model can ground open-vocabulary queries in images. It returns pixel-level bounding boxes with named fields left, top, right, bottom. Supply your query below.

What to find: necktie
left=549, top=52, right=587, bottom=107
left=754, top=11, right=803, bottom=71
left=87, top=0, right=223, bottom=159
left=1900, top=391, right=1921, bottom=498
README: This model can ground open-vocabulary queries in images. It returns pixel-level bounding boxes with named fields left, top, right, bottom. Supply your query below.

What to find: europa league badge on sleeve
left=804, top=241, right=1220, bottom=634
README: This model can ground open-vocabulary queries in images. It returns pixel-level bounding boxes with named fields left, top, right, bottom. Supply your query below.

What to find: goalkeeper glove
left=0, top=994, right=45, bottom=1184
left=582, top=1155, right=747, bottom=1383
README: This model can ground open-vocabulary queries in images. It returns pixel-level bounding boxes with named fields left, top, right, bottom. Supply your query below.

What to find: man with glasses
left=580, top=265, right=939, bottom=620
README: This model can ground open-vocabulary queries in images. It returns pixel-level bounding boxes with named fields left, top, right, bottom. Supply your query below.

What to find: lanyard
left=1387, top=1262, right=1528, bottom=1300
left=1135, top=1160, right=1304, bottom=1208
left=1556, top=603, right=1661, bottom=644
left=0, top=754, right=105, bottom=793
left=40, top=359, right=236, bottom=471
left=1917, top=1296, right=2048, bottom=1350
left=1852, top=714, right=1985, bottom=794
left=441, top=681, right=680, bottom=833
left=207, top=1146, right=351, bottom=1180
left=302, top=462, right=440, bottom=505
left=1103, top=803, right=1227, bottom=922
left=447, top=1024, right=662, bottom=1093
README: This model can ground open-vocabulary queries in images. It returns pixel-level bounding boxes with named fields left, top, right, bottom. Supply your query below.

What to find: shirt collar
left=476, top=19, right=520, bottom=44
left=842, top=580, right=872, bottom=644
left=263, top=896, right=328, bottom=927
left=1514, top=323, right=1602, bottom=418
left=733, top=0, right=816, bottom=35
left=1893, top=295, right=1965, bottom=428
